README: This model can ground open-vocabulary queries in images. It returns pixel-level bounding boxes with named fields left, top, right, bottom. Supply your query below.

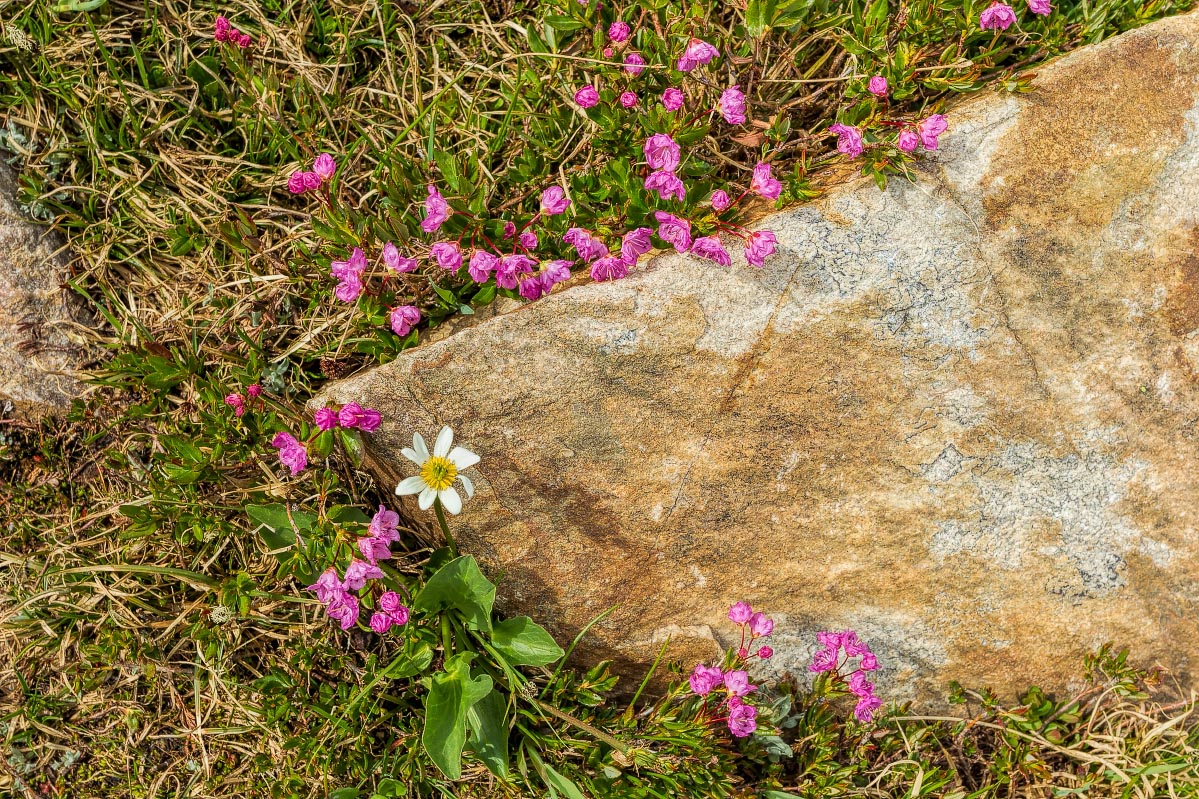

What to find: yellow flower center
left=420, top=456, right=457, bottom=491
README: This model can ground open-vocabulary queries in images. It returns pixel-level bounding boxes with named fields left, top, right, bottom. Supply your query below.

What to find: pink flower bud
left=246, top=384, right=262, bottom=398
left=574, top=85, right=600, bottom=109
left=868, top=75, right=888, bottom=97
left=619, top=91, right=638, bottom=109
left=608, top=21, right=631, bottom=42
left=661, top=87, right=684, bottom=112
left=897, top=130, right=919, bottom=153
left=758, top=646, right=773, bottom=659
left=711, top=190, right=731, bottom=211
left=623, top=53, right=645, bottom=76
left=312, top=153, right=336, bottom=181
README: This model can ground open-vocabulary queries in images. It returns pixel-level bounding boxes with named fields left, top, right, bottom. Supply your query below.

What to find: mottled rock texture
left=316, top=13, right=1199, bottom=701
left=0, top=165, right=92, bottom=417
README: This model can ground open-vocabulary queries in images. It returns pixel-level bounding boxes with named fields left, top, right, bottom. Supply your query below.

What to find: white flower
left=395, top=426, right=479, bottom=514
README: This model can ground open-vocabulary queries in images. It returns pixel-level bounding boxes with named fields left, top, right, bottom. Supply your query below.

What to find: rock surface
left=316, top=13, right=1199, bottom=701
left=0, top=165, right=92, bottom=418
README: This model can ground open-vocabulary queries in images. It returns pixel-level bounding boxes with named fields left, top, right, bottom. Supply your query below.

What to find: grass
left=1, top=0, right=1198, bottom=796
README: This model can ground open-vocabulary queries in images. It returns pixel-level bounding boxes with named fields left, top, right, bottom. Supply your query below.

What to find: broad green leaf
left=413, top=556, right=496, bottom=633
left=383, top=643, right=434, bottom=679
left=490, top=616, right=564, bottom=667
left=336, top=427, right=365, bottom=468
left=465, top=687, right=509, bottom=778
left=422, top=653, right=494, bottom=779
left=327, top=505, right=371, bottom=525
left=540, top=762, right=586, bottom=799
left=247, top=503, right=316, bottom=553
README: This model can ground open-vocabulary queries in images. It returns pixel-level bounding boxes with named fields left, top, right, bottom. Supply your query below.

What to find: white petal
left=433, top=426, right=454, bottom=459
left=418, top=486, right=437, bottom=510
left=458, top=474, right=475, bottom=499
left=439, top=487, right=462, bottom=515
left=401, top=447, right=428, bottom=466
left=411, top=432, right=430, bottom=462
left=448, top=446, right=480, bottom=470
left=396, top=475, right=427, bottom=496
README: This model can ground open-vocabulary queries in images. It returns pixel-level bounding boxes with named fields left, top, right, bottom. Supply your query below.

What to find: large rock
left=316, top=13, right=1199, bottom=702
left=0, top=166, right=93, bottom=418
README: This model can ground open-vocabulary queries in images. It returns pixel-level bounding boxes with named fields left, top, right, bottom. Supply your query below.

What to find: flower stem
left=433, top=499, right=457, bottom=555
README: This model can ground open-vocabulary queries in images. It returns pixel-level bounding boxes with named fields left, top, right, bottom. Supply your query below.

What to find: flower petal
left=439, top=487, right=462, bottom=515
left=458, top=474, right=475, bottom=499
left=396, top=475, right=426, bottom=496
left=433, top=426, right=454, bottom=459
left=401, top=447, right=427, bottom=466
left=448, top=446, right=480, bottom=470
left=418, top=486, right=437, bottom=510
left=411, top=432, right=430, bottom=462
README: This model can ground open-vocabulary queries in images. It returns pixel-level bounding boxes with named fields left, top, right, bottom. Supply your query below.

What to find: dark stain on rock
left=1163, top=228, right=1199, bottom=338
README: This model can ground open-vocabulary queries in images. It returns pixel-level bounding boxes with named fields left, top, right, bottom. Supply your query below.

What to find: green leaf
left=327, top=505, right=371, bottom=525
left=383, top=643, right=434, bottom=679
left=247, top=503, right=315, bottom=553
left=490, top=616, right=564, bottom=667
left=540, top=762, right=586, bottom=799
left=413, top=556, right=496, bottom=633
left=762, top=792, right=803, bottom=799
left=422, top=653, right=494, bottom=780
left=337, top=426, right=365, bottom=468
left=465, top=688, right=509, bottom=779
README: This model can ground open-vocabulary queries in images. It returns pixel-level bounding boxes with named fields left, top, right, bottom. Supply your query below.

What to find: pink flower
left=540, top=186, right=571, bottom=215
left=370, top=505, right=400, bottom=541
left=383, top=242, right=418, bottom=273
left=225, top=393, right=245, bottom=417
left=854, top=694, right=883, bottom=723
left=246, top=384, right=262, bottom=398
left=810, top=646, right=839, bottom=673
left=751, top=162, right=783, bottom=200
left=723, top=670, right=756, bottom=697
left=608, top=21, right=631, bottom=42
left=563, top=228, right=609, bottom=263
left=342, top=559, right=384, bottom=591
left=719, top=85, right=747, bottom=125
left=619, top=91, right=638, bottom=109
left=623, top=53, right=646, bottom=76
left=390, top=305, right=421, bottom=336
left=338, top=402, right=381, bottom=432
left=590, top=256, right=630, bottom=282
left=849, top=671, right=874, bottom=698
left=897, top=130, right=919, bottom=153
left=468, top=250, right=499, bottom=283
left=313, top=407, right=339, bottom=430
left=1028, top=0, right=1051, bottom=14
left=325, top=591, right=360, bottom=631
left=711, top=190, right=732, bottom=211
left=502, top=220, right=516, bottom=239
left=688, top=663, right=724, bottom=695
left=621, top=227, right=653, bottom=264
left=301, top=171, right=322, bottom=191
left=574, top=85, right=600, bottom=109
left=430, top=241, right=462, bottom=271
left=644, top=134, right=681, bottom=172
left=980, top=1, right=1017, bottom=29
left=287, top=171, right=308, bottom=194
left=644, top=170, right=685, bottom=202
left=749, top=612, right=774, bottom=637
left=677, top=38, right=719, bottom=72
left=758, top=645, right=773, bottom=659
left=744, top=230, right=777, bottom=268
left=828, top=123, right=864, bottom=158
left=305, top=567, right=342, bottom=604
left=369, top=611, right=394, bottom=634
left=868, top=75, right=888, bottom=97
left=727, top=702, right=758, bottom=737
left=519, top=276, right=546, bottom=301
left=358, top=535, right=392, bottom=563
left=333, top=272, right=363, bottom=303
left=654, top=212, right=692, bottom=253
left=916, top=114, right=948, bottom=150
left=378, top=591, right=409, bottom=623
left=817, top=631, right=843, bottom=649
left=860, top=651, right=879, bottom=671
left=690, top=235, right=731, bottom=267
left=518, top=231, right=538, bottom=250
left=603, top=46, right=614, bottom=59
left=312, top=153, right=336, bottom=181
left=421, top=185, right=451, bottom=233
left=496, top=254, right=537, bottom=289
left=271, top=432, right=308, bottom=475
left=542, top=260, right=573, bottom=288
left=728, top=601, right=753, bottom=624
left=214, top=15, right=231, bottom=41
left=329, top=246, right=366, bottom=283
left=661, top=87, right=684, bottom=111
left=236, top=32, right=252, bottom=48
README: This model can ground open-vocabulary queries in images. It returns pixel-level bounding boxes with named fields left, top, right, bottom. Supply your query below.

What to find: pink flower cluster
left=687, top=602, right=775, bottom=738
left=271, top=432, right=308, bottom=476
left=980, top=0, right=1050, bottom=30
left=829, top=112, right=949, bottom=159
left=224, top=383, right=262, bottom=418
left=574, top=33, right=720, bottom=114
left=313, top=402, right=382, bottom=432
left=288, top=153, right=336, bottom=195
left=214, top=16, right=252, bottom=48
left=810, top=630, right=883, bottom=722
left=306, top=506, right=411, bottom=633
